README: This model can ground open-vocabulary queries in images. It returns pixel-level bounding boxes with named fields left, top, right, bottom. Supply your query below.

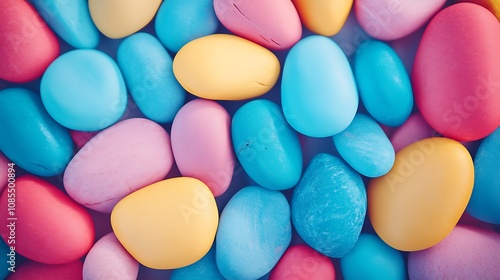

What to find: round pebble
left=117, top=32, right=186, bottom=123
left=466, top=127, right=500, bottom=224
left=31, top=0, right=99, bottom=49
left=171, top=99, right=234, bottom=197
left=0, top=0, right=59, bottom=83
left=292, top=0, right=353, bottom=36
left=282, top=35, right=358, bottom=137
left=413, top=3, right=500, bottom=141
left=0, top=88, right=74, bottom=177
left=170, top=247, right=225, bottom=280
left=232, top=99, right=302, bottom=190
left=354, top=40, right=413, bottom=127
left=83, top=232, right=139, bottom=280
left=216, top=186, right=291, bottom=280
left=173, top=34, right=280, bottom=100
left=155, top=0, right=219, bottom=53
left=214, top=0, right=302, bottom=50
left=8, top=260, right=84, bottom=280
left=40, top=49, right=128, bottom=131
left=292, top=153, right=367, bottom=258
left=333, top=113, right=395, bottom=178
left=111, top=177, right=219, bottom=269
left=0, top=175, right=94, bottom=264
left=88, top=0, right=162, bottom=38
left=369, top=137, right=474, bottom=251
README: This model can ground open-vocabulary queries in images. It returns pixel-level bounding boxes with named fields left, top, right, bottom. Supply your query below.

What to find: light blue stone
left=466, top=127, right=500, bottom=224
left=354, top=40, right=413, bottom=127
left=292, top=153, right=366, bottom=258
left=171, top=247, right=224, bottom=280
left=41, top=49, right=127, bottom=131
left=155, top=0, right=219, bottom=52
left=333, top=113, right=395, bottom=178
left=216, top=186, right=291, bottom=280
left=282, top=35, right=358, bottom=137
left=231, top=99, right=302, bottom=190
left=341, top=234, right=407, bottom=280
left=117, top=32, right=185, bottom=123
left=31, top=0, right=99, bottom=49
left=0, top=88, right=73, bottom=176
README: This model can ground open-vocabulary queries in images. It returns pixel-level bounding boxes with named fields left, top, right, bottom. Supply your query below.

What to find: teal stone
left=467, top=127, right=500, bottom=224
left=155, top=0, right=219, bottom=52
left=0, top=88, right=73, bottom=176
left=171, top=247, right=225, bottom=280
left=40, top=49, right=127, bottom=131
left=216, top=186, right=291, bottom=280
left=282, top=35, right=358, bottom=137
left=341, top=234, right=407, bottom=280
left=231, top=99, right=302, bottom=190
left=31, top=0, right=99, bottom=49
left=333, top=113, right=395, bottom=178
left=354, top=40, right=413, bottom=127
left=292, top=153, right=366, bottom=258
left=117, top=32, right=185, bottom=123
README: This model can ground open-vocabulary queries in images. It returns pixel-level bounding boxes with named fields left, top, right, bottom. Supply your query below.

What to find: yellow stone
left=111, top=177, right=219, bottom=269
left=173, top=34, right=280, bottom=101
left=292, top=0, right=354, bottom=36
left=89, top=0, right=162, bottom=39
left=368, top=137, right=474, bottom=251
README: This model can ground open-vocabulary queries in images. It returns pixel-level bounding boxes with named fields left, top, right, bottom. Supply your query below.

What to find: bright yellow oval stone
left=368, top=137, right=474, bottom=251
left=292, top=0, right=354, bottom=36
left=173, top=34, right=280, bottom=101
left=111, top=177, right=219, bottom=269
left=89, top=0, right=162, bottom=39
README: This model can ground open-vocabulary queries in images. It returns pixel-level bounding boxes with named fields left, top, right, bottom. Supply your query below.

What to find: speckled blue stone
left=292, top=153, right=367, bottom=258
left=171, top=247, right=224, bottom=280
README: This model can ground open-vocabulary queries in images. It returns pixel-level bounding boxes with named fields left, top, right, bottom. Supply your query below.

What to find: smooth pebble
left=8, top=260, right=84, bottom=280
left=170, top=247, right=225, bottom=280
left=333, top=113, right=395, bottom=178
left=282, top=35, right=358, bottom=137
left=216, top=186, right=291, bottom=280
left=232, top=99, right=302, bottom=190
left=292, top=0, right=353, bottom=36
left=117, top=32, right=185, bottom=123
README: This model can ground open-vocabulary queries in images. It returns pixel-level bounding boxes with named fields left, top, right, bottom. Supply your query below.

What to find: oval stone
left=32, top=0, right=99, bottom=49
left=466, top=127, right=500, bottom=224
left=0, top=0, right=59, bottom=82
left=292, top=153, right=367, bottom=258
left=292, top=0, right=353, bottom=36
left=269, top=244, right=335, bottom=280
left=64, top=118, right=173, bottom=213
left=40, top=49, right=128, bottom=131
left=0, top=175, right=94, bottom=264
left=282, top=35, right=358, bottom=137
left=9, top=260, right=83, bottom=280
left=333, top=113, right=395, bottom=178
left=155, top=0, right=219, bottom=53
left=83, top=232, right=139, bottom=280
left=171, top=99, right=234, bottom=197
left=408, top=226, right=500, bottom=279
left=216, top=186, right=291, bottom=280
left=117, top=32, right=186, bottom=123
left=173, top=34, right=280, bottom=100
left=0, top=88, right=74, bottom=177
left=355, top=0, right=446, bottom=40
left=88, top=0, right=162, bottom=39
left=171, top=247, right=225, bottom=280
left=354, top=40, right=413, bottom=127
left=341, top=234, right=407, bottom=280
left=232, top=99, right=302, bottom=190
left=214, top=0, right=302, bottom=50
left=111, top=177, right=219, bottom=269
left=413, top=3, right=500, bottom=141
left=369, top=137, right=474, bottom=251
